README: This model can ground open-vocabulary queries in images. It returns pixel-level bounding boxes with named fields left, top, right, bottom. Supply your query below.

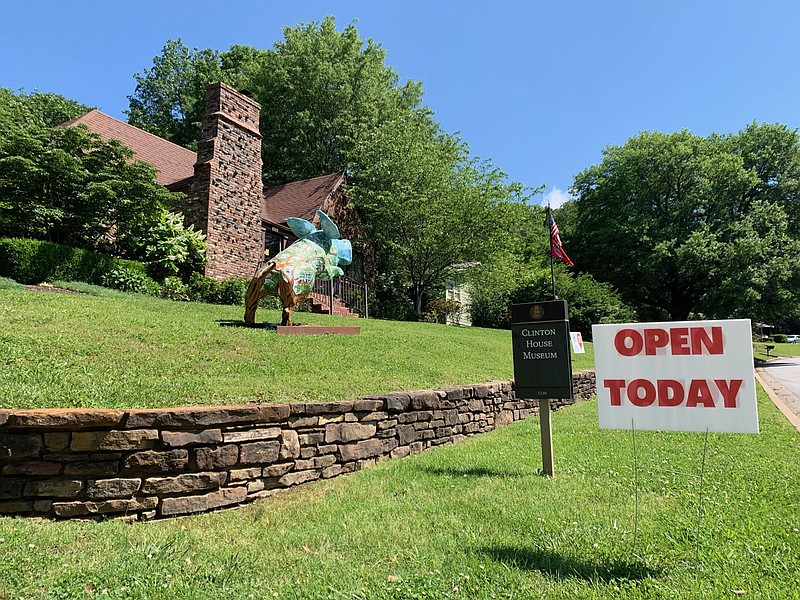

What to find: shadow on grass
left=216, top=319, right=277, bottom=329
left=481, top=545, right=661, bottom=582
left=419, top=466, right=527, bottom=478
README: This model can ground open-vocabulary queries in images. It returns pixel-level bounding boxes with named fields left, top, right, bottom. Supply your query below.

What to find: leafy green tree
left=232, top=17, right=425, bottom=184
left=0, top=89, right=179, bottom=261
left=349, top=112, right=525, bottom=316
left=0, top=88, right=91, bottom=129
left=126, top=19, right=424, bottom=184
left=467, top=202, right=633, bottom=332
left=570, top=128, right=800, bottom=323
left=126, top=39, right=227, bottom=149
left=727, top=122, right=800, bottom=236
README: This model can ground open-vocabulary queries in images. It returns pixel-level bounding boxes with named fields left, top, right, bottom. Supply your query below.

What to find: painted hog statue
left=244, top=210, right=352, bottom=327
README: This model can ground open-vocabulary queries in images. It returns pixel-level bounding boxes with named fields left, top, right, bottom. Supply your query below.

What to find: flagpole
left=548, top=204, right=556, bottom=299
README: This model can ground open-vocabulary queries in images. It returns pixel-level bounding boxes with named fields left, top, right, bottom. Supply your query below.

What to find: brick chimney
left=189, top=82, right=264, bottom=280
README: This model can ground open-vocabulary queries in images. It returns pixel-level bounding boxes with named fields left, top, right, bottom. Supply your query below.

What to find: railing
left=313, top=275, right=369, bottom=318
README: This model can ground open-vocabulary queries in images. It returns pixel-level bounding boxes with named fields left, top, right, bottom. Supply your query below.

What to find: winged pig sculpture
left=244, top=210, right=352, bottom=327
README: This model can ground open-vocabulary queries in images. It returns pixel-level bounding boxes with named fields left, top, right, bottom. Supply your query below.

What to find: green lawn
left=0, top=287, right=593, bottom=409
left=754, top=341, right=800, bottom=361
left=2, top=286, right=799, bottom=598
left=1, top=386, right=797, bottom=599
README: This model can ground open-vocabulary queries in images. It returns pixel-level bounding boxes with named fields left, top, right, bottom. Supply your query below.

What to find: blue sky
left=2, top=1, right=799, bottom=206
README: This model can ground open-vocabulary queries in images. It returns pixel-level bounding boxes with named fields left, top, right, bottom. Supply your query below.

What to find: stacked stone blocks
left=0, top=372, right=595, bottom=521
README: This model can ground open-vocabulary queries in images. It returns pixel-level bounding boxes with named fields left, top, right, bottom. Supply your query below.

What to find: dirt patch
left=23, top=284, right=83, bottom=295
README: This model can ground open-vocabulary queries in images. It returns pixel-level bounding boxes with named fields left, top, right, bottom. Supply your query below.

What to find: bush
left=772, top=334, right=788, bottom=343
left=423, top=299, right=461, bottom=324
left=133, top=211, right=207, bottom=281
left=468, top=253, right=635, bottom=336
left=101, top=266, right=160, bottom=296
left=510, top=271, right=635, bottom=338
left=0, top=238, right=147, bottom=285
left=187, top=272, right=248, bottom=306
left=159, top=276, right=190, bottom=301
left=368, top=271, right=417, bottom=321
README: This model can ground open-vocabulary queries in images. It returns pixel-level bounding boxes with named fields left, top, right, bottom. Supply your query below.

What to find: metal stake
left=695, top=428, right=709, bottom=569
left=632, top=419, right=639, bottom=554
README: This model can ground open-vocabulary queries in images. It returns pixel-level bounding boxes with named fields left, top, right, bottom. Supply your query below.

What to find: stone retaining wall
left=0, top=372, right=595, bottom=521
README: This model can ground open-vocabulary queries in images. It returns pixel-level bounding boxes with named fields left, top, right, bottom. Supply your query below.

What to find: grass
left=0, top=385, right=797, bottom=599
left=50, top=280, right=156, bottom=300
left=753, top=341, right=800, bottom=361
left=0, top=286, right=593, bottom=409
left=2, top=283, right=798, bottom=598
left=0, top=277, right=24, bottom=290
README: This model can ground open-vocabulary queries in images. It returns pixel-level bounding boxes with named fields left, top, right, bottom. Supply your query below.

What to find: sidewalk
left=755, top=360, right=800, bottom=433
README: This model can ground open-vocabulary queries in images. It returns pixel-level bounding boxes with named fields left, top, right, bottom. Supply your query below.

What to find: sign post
left=511, top=300, right=573, bottom=476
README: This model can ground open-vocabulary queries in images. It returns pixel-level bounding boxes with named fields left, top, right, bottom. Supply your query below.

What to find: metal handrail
left=312, top=275, right=369, bottom=318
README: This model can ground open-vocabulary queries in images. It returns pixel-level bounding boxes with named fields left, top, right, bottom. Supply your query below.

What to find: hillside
left=0, top=288, right=594, bottom=410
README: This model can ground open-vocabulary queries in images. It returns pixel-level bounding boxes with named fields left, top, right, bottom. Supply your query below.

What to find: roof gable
left=262, top=172, right=346, bottom=225
left=63, top=110, right=196, bottom=188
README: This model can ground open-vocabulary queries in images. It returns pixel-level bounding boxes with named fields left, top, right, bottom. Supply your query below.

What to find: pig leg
left=244, top=263, right=275, bottom=326
left=277, top=279, right=295, bottom=327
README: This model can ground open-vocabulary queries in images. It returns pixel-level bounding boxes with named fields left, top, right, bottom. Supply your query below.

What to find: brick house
left=63, top=82, right=366, bottom=283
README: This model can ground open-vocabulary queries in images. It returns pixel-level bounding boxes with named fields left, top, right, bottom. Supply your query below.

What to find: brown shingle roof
left=262, top=171, right=346, bottom=224
left=62, top=110, right=196, bottom=188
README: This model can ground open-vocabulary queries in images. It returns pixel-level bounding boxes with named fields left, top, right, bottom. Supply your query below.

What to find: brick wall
left=0, top=372, right=595, bottom=521
left=187, top=82, right=264, bottom=280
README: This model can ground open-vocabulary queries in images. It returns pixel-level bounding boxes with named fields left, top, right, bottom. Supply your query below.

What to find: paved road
left=757, top=356, right=800, bottom=421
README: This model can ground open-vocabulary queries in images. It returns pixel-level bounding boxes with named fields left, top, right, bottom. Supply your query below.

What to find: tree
left=570, top=128, right=800, bottom=323
left=0, top=87, right=91, bottom=129
left=727, top=122, right=800, bottom=236
left=126, top=19, right=424, bottom=184
left=126, top=39, right=226, bottom=149
left=349, top=112, right=524, bottom=316
left=233, top=17, right=424, bottom=184
left=467, top=202, right=633, bottom=332
left=0, top=89, right=178, bottom=259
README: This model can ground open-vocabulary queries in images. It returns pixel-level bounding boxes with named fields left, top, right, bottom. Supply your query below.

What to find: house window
left=264, top=231, right=283, bottom=260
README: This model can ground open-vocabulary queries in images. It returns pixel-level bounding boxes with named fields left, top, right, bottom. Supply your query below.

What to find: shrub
left=259, top=294, right=282, bottom=311
left=772, top=334, right=788, bottom=343
left=187, top=272, right=248, bottom=306
left=217, top=278, right=248, bottom=306
left=468, top=254, right=635, bottom=336
left=132, top=211, right=207, bottom=281
left=159, top=276, right=190, bottom=301
left=509, top=271, right=635, bottom=338
left=0, top=238, right=146, bottom=285
left=423, top=299, right=461, bottom=324
left=101, top=266, right=160, bottom=296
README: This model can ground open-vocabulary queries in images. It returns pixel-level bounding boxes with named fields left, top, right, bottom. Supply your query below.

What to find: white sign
left=570, top=332, right=586, bottom=354
left=592, top=319, right=758, bottom=434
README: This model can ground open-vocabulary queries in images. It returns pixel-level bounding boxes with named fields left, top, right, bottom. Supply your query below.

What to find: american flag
left=546, top=208, right=574, bottom=267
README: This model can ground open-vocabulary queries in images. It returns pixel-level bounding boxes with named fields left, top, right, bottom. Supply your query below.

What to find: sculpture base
left=276, top=325, right=361, bottom=336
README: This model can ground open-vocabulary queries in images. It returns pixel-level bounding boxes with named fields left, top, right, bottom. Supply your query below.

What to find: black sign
left=511, top=300, right=573, bottom=399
